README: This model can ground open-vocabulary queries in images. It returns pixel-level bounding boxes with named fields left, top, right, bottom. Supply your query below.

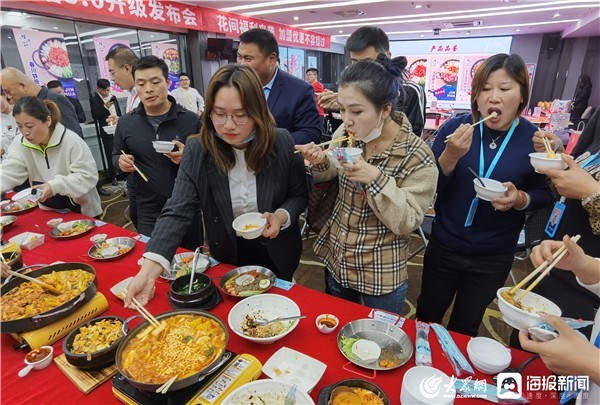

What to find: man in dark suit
left=90, top=79, right=122, bottom=188
left=237, top=29, right=322, bottom=145
left=47, top=80, right=86, bottom=123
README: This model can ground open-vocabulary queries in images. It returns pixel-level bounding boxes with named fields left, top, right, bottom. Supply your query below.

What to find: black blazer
left=145, top=129, right=309, bottom=280
left=90, top=92, right=122, bottom=138
left=267, top=69, right=322, bottom=145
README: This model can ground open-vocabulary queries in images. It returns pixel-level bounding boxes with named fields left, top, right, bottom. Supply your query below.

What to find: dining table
left=0, top=207, right=560, bottom=404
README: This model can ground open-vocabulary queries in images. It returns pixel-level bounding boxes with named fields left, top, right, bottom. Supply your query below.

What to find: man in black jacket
left=90, top=79, right=121, bottom=187
left=47, top=80, right=86, bottom=123
left=113, top=56, right=202, bottom=249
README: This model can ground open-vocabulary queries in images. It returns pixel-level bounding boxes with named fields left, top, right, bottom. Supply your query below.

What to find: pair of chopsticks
left=444, top=112, right=498, bottom=143
left=120, top=150, right=148, bottom=182
left=509, top=234, right=582, bottom=302
left=293, top=136, right=350, bottom=154
left=541, top=137, right=556, bottom=158
left=5, top=269, right=62, bottom=295
left=156, top=375, right=178, bottom=394
left=123, top=288, right=161, bottom=329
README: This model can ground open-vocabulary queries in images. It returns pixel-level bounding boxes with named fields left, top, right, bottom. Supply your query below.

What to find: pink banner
left=150, top=42, right=180, bottom=90
left=428, top=56, right=461, bottom=102
left=12, top=28, right=73, bottom=86
left=458, top=55, right=489, bottom=103
left=405, top=56, right=428, bottom=89
left=92, top=37, right=131, bottom=96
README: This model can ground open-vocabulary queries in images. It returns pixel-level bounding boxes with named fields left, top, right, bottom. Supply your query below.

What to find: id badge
left=464, top=197, right=479, bottom=227
left=545, top=200, right=566, bottom=238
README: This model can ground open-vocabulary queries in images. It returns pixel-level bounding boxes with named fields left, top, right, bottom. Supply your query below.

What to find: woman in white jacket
left=519, top=235, right=599, bottom=404
left=1, top=97, right=101, bottom=217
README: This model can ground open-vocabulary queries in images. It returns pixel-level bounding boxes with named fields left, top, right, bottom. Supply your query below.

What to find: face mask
left=214, top=130, right=256, bottom=146
left=361, top=113, right=384, bottom=143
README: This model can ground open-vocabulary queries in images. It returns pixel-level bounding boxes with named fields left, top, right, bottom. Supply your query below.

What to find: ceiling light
left=244, top=0, right=387, bottom=16
left=465, top=31, right=471, bottom=35
left=415, top=4, right=423, bottom=8
left=339, top=30, right=344, bottom=33
left=150, top=35, right=155, bottom=38
left=53, top=26, right=59, bottom=30
left=553, top=12, right=560, bottom=17
left=420, top=34, right=425, bottom=37
left=516, top=28, right=521, bottom=31
left=293, top=16, right=299, bottom=21
left=8, top=36, right=12, bottom=39
left=222, top=0, right=312, bottom=12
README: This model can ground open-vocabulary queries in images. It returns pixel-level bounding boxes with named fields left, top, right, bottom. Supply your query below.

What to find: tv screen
left=207, top=38, right=234, bottom=60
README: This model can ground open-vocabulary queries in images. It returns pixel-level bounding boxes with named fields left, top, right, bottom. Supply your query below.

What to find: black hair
left=46, top=80, right=63, bottom=89
left=239, top=28, right=279, bottom=58
left=338, top=53, right=406, bottom=117
left=97, top=79, right=111, bottom=89
left=346, top=26, right=389, bottom=54
left=179, top=72, right=190, bottom=79
left=132, top=55, right=169, bottom=80
left=105, top=45, right=138, bottom=66
left=13, top=96, right=61, bottom=132
left=306, top=68, right=319, bottom=75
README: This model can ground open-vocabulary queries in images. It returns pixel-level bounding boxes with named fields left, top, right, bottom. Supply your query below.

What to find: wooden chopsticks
left=444, top=112, right=498, bottom=143
left=156, top=375, right=178, bottom=394
left=5, top=269, right=62, bottom=295
left=510, top=234, right=581, bottom=302
left=293, top=136, right=350, bottom=154
left=542, top=137, right=556, bottom=158
left=120, top=150, right=148, bottom=182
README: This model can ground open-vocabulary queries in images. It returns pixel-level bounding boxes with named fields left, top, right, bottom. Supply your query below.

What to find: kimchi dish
left=1, top=270, right=94, bottom=321
left=120, top=314, right=227, bottom=384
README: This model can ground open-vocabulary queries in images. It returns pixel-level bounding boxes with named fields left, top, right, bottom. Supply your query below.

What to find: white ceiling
left=184, top=0, right=600, bottom=44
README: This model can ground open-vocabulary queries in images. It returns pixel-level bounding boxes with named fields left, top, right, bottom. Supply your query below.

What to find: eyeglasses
left=210, top=112, right=249, bottom=125
left=109, top=65, right=125, bottom=77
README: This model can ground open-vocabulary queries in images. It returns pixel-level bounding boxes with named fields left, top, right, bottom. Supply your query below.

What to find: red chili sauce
left=318, top=318, right=337, bottom=328
left=26, top=347, right=51, bottom=363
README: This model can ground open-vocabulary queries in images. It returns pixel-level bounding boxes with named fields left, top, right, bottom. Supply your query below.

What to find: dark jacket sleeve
left=47, top=92, right=82, bottom=137
left=275, top=129, right=310, bottom=221
left=401, top=83, right=425, bottom=137
left=90, top=95, right=108, bottom=123
left=290, top=83, right=323, bottom=145
left=70, top=97, right=87, bottom=123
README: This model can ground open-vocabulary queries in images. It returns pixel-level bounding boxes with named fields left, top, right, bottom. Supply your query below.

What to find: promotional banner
left=286, top=48, right=305, bottom=79
left=150, top=42, right=180, bottom=91
left=428, top=56, right=460, bottom=102
left=92, top=37, right=131, bottom=96
left=405, top=56, right=428, bottom=89
left=12, top=28, right=77, bottom=97
left=458, top=55, right=488, bottom=103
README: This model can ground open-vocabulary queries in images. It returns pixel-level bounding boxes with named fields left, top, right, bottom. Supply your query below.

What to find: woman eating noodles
left=125, top=65, right=308, bottom=306
left=415, top=53, right=553, bottom=336
left=1, top=97, right=101, bottom=217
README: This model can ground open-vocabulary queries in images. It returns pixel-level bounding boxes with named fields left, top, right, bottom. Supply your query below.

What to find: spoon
left=188, top=247, right=201, bottom=295
left=468, top=166, right=486, bottom=188
left=492, top=354, right=540, bottom=385
left=250, top=315, right=307, bottom=327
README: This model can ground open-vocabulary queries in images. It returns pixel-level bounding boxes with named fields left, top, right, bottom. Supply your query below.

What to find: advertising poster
left=286, top=48, right=305, bottom=79
left=308, top=56, right=317, bottom=69
left=458, top=55, right=488, bottom=103
left=428, top=56, right=461, bottom=102
left=405, top=56, right=428, bottom=90
left=150, top=42, right=181, bottom=91
left=12, top=28, right=77, bottom=97
left=92, top=37, right=131, bottom=96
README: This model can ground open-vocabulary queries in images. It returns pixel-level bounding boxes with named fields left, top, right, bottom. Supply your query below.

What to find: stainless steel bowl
left=88, top=237, right=136, bottom=261
left=337, top=319, right=413, bottom=371
left=50, top=219, right=96, bottom=240
left=219, top=265, right=276, bottom=298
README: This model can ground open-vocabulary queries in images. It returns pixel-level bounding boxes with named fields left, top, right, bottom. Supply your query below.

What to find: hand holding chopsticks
left=509, top=234, right=582, bottom=302
left=444, top=112, right=498, bottom=143
left=5, top=269, right=62, bottom=295
left=120, top=150, right=148, bottom=182
left=541, top=137, right=556, bottom=158
left=124, top=288, right=164, bottom=332
left=293, top=136, right=350, bottom=154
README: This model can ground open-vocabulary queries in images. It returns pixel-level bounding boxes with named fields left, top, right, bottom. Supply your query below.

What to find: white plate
left=262, top=347, right=326, bottom=393
left=221, top=379, right=314, bottom=405
left=110, top=277, right=133, bottom=300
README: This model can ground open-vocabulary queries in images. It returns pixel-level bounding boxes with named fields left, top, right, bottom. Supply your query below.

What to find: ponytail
left=13, top=97, right=61, bottom=132
left=44, top=100, right=62, bottom=131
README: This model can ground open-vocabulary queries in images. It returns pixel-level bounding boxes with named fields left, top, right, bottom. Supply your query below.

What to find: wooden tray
left=54, top=354, right=117, bottom=394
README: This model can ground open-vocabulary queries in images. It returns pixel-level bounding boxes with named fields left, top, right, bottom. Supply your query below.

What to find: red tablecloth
left=1, top=209, right=558, bottom=404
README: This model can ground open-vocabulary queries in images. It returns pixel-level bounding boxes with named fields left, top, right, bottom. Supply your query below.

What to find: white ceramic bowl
left=497, top=287, right=562, bottom=331
left=228, top=293, right=301, bottom=345
left=11, top=188, right=37, bottom=205
left=46, top=217, right=63, bottom=228
left=315, top=313, right=339, bottom=334
left=19, top=345, right=54, bottom=377
left=232, top=213, right=267, bottom=240
left=103, top=125, right=117, bottom=135
left=401, top=366, right=455, bottom=405
left=152, top=140, right=175, bottom=153
left=326, top=147, right=363, bottom=169
left=473, top=178, right=507, bottom=201
left=529, top=152, right=567, bottom=172
left=221, top=379, right=314, bottom=405
left=467, top=337, right=511, bottom=375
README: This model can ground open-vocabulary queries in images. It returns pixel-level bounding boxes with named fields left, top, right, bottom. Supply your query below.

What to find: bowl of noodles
left=228, top=293, right=301, bottom=344
left=497, top=287, right=561, bottom=331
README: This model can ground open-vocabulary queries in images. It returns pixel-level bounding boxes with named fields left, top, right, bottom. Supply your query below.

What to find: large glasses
left=210, top=112, right=249, bottom=125
left=109, top=65, right=125, bottom=77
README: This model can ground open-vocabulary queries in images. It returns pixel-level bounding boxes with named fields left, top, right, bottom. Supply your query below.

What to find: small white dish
left=262, top=347, right=327, bottom=393
left=46, top=218, right=63, bottom=228
left=152, top=141, right=175, bottom=153
left=529, top=152, right=567, bottom=172
left=315, top=314, right=339, bottom=334
left=90, top=233, right=108, bottom=244
left=401, top=366, right=456, bottom=405
left=467, top=337, right=511, bottom=375
left=473, top=178, right=507, bottom=201
left=232, top=213, right=267, bottom=240
left=103, top=125, right=117, bottom=135
left=110, top=277, right=134, bottom=300
left=19, top=346, right=54, bottom=378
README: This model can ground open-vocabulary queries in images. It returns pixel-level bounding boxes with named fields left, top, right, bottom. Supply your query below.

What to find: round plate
left=88, top=237, right=136, bottom=261
left=337, top=319, right=413, bottom=371
left=0, top=215, right=17, bottom=232
left=1, top=202, right=38, bottom=215
left=50, top=219, right=96, bottom=240
left=219, top=265, right=276, bottom=298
